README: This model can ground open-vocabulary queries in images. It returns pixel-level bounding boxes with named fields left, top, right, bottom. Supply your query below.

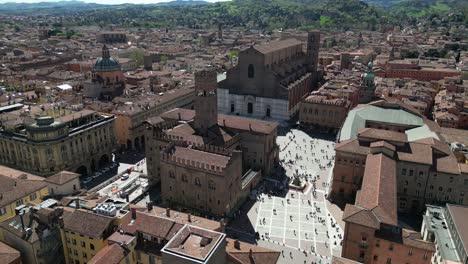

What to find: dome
left=94, top=56, right=121, bottom=71
left=94, top=45, right=121, bottom=71
left=363, top=72, right=375, bottom=79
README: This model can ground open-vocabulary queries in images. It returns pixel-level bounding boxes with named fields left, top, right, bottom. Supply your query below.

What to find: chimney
left=178, top=112, right=181, bottom=120
left=166, top=208, right=171, bottom=217
left=249, top=249, right=254, bottom=261
left=125, top=194, right=130, bottom=203
left=131, top=208, right=137, bottom=220
left=223, top=119, right=226, bottom=126
left=19, top=212, right=25, bottom=231
left=188, top=213, right=191, bottom=222
left=58, top=216, right=64, bottom=228
left=146, top=202, right=153, bottom=212
left=75, top=198, right=80, bottom=209
left=234, top=239, right=240, bottom=250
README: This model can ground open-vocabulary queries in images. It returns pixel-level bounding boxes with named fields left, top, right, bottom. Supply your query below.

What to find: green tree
left=130, top=49, right=145, bottom=66
left=227, top=50, right=239, bottom=65
left=160, top=55, right=169, bottom=64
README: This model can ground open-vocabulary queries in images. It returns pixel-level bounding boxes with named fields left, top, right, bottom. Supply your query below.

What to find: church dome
left=94, top=56, right=121, bottom=71
left=94, top=45, right=121, bottom=71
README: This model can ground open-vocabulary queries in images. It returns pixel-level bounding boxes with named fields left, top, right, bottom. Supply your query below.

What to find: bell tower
left=102, top=44, right=110, bottom=58
left=194, top=69, right=218, bottom=134
left=306, top=31, right=320, bottom=73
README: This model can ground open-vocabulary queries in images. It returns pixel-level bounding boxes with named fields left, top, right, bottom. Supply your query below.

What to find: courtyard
left=228, top=127, right=344, bottom=264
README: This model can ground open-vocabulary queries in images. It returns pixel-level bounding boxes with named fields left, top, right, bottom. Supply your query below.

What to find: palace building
left=330, top=100, right=468, bottom=213
left=218, top=31, right=320, bottom=121
left=145, top=69, right=279, bottom=216
left=0, top=107, right=115, bottom=177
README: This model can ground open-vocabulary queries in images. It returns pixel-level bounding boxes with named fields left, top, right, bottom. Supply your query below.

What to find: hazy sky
left=0, top=0, right=229, bottom=4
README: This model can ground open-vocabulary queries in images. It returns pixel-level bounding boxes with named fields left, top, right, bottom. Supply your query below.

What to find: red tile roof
left=45, top=171, right=80, bottom=185
left=158, top=108, right=278, bottom=135
left=62, top=209, right=113, bottom=238
left=253, top=39, right=302, bottom=55
left=171, top=146, right=231, bottom=168
left=0, top=241, right=21, bottom=264
left=397, top=142, right=433, bottom=165
left=88, top=244, right=127, bottom=264
left=355, top=153, right=397, bottom=226
left=335, top=139, right=369, bottom=155
left=358, top=128, right=408, bottom=143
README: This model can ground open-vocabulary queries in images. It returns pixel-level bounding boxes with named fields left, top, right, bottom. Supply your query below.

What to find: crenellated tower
left=194, top=69, right=218, bottom=135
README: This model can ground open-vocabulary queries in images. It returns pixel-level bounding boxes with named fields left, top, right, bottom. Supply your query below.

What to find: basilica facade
left=218, top=31, right=320, bottom=121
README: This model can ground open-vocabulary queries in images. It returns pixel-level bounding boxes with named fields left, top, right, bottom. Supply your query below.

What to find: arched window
left=248, top=64, right=255, bottom=78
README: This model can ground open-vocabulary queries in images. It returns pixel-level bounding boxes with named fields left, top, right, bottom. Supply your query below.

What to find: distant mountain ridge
left=0, top=0, right=212, bottom=7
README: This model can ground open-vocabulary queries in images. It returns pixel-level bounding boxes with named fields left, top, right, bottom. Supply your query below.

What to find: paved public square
left=229, top=127, right=344, bottom=264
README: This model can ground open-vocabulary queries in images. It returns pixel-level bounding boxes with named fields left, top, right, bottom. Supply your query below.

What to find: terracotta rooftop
left=0, top=241, right=21, bottom=264
left=332, top=256, right=362, bottom=264
left=218, top=113, right=277, bottom=135
left=397, top=142, right=433, bottom=165
left=56, top=109, right=96, bottom=123
left=253, top=38, right=302, bottom=55
left=121, top=210, right=180, bottom=239
left=440, top=127, right=468, bottom=146
left=342, top=204, right=380, bottom=229
left=44, top=171, right=80, bottom=185
left=370, top=140, right=396, bottom=151
left=170, top=146, right=231, bottom=168
left=0, top=174, right=48, bottom=208
left=0, top=165, right=43, bottom=181
left=225, top=238, right=280, bottom=264
left=162, top=225, right=225, bottom=262
left=158, top=108, right=278, bottom=135
left=355, top=153, right=397, bottom=226
left=62, top=209, right=113, bottom=238
left=358, top=128, right=408, bottom=143
left=88, top=244, right=127, bottom=264
left=436, top=155, right=461, bottom=175
left=143, top=206, right=221, bottom=231
left=335, top=139, right=369, bottom=156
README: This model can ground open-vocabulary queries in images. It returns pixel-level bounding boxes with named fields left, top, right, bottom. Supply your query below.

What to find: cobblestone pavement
left=246, top=128, right=344, bottom=264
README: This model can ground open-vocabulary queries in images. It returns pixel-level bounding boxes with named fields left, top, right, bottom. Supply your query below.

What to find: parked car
left=83, top=177, right=92, bottom=184
left=121, top=173, right=129, bottom=180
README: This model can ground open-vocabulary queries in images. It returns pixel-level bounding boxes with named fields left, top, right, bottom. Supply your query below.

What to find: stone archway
left=134, top=137, right=140, bottom=150
left=90, top=159, right=96, bottom=172
left=99, top=154, right=110, bottom=168
left=76, top=165, right=88, bottom=177
left=126, top=139, right=132, bottom=150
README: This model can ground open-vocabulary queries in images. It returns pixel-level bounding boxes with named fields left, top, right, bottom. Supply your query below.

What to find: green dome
left=94, top=56, right=121, bottom=71
left=363, top=72, right=374, bottom=79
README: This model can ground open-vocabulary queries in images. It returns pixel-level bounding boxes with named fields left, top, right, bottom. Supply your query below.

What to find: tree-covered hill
left=0, top=0, right=466, bottom=30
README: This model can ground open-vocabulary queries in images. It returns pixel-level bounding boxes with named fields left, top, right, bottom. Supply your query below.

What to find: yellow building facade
left=0, top=175, right=49, bottom=223
left=59, top=209, right=114, bottom=264
left=0, top=109, right=115, bottom=177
